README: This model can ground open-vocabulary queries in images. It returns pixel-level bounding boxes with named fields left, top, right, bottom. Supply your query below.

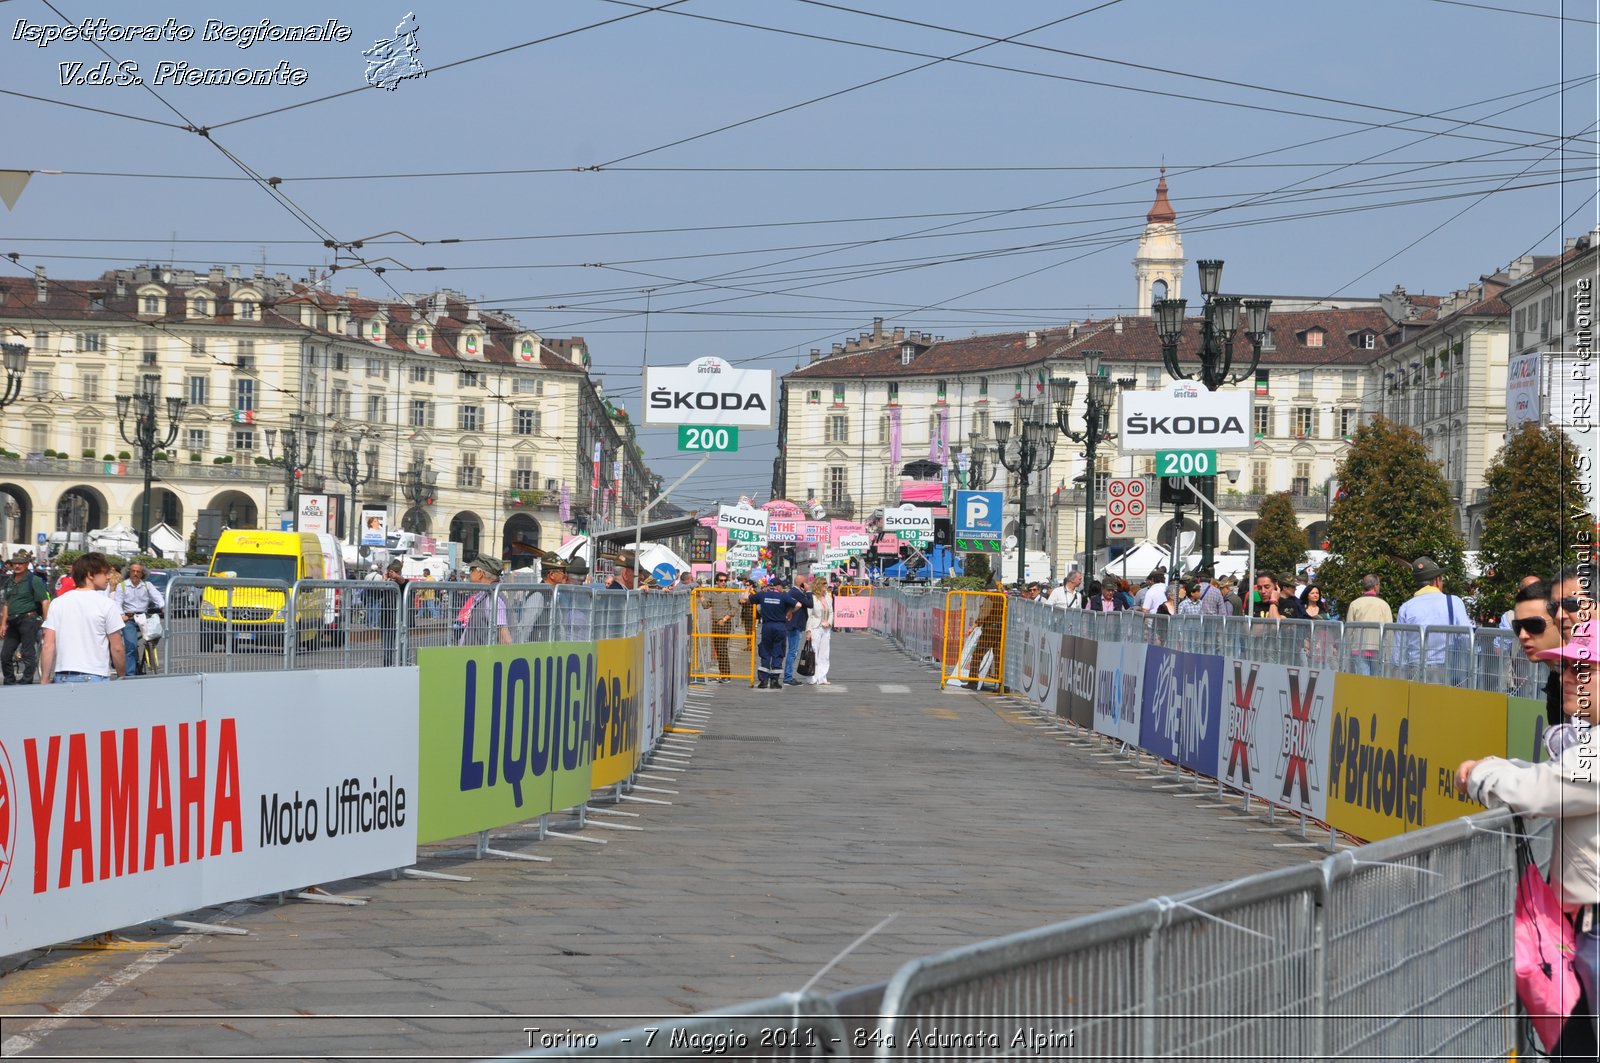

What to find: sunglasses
left=1551, top=596, right=1593, bottom=616
left=1512, top=616, right=1550, bottom=637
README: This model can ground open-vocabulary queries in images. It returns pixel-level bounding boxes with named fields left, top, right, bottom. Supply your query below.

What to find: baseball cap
left=1537, top=620, right=1596, bottom=665
left=1411, top=556, right=1443, bottom=583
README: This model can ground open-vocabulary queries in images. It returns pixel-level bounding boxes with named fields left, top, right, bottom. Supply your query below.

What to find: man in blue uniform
left=744, top=575, right=801, bottom=690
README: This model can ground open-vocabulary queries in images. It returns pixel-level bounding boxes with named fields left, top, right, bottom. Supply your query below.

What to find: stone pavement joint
left=0, top=633, right=1320, bottom=1060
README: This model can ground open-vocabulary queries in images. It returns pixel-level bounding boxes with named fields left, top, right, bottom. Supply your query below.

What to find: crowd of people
left=0, top=549, right=170, bottom=684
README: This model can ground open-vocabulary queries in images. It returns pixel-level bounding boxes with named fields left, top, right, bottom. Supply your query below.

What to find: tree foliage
left=1317, top=416, right=1465, bottom=614
left=962, top=552, right=992, bottom=584
left=1477, top=423, right=1592, bottom=618
left=1253, top=492, right=1306, bottom=579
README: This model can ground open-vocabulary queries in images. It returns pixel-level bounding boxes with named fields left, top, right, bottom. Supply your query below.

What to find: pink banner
left=877, top=534, right=901, bottom=555
left=833, top=596, right=872, bottom=629
left=901, top=481, right=943, bottom=503
left=929, top=406, right=947, bottom=463
left=888, top=406, right=902, bottom=468
left=830, top=520, right=865, bottom=539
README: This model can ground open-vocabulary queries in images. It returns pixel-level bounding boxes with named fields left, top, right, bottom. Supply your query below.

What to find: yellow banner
left=591, top=635, right=643, bottom=788
left=1325, top=674, right=1420, bottom=842
left=1408, top=682, right=1503, bottom=830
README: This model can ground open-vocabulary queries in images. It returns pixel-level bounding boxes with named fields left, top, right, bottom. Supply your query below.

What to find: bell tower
left=1133, top=168, right=1185, bottom=316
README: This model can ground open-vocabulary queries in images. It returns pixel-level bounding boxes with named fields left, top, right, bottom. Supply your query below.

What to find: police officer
left=743, top=574, right=802, bottom=690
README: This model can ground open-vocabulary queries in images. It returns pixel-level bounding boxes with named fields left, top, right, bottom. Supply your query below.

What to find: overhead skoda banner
left=644, top=357, right=774, bottom=428
left=882, top=504, right=933, bottom=547
left=717, top=504, right=768, bottom=545
left=1119, top=383, right=1252, bottom=452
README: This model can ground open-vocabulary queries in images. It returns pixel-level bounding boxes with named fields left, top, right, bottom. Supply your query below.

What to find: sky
left=3, top=0, right=1597, bottom=510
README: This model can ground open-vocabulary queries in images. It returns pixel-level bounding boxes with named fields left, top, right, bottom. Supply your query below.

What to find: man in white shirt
left=41, top=552, right=124, bottom=683
left=1139, top=568, right=1169, bottom=613
left=1046, top=571, right=1083, bottom=609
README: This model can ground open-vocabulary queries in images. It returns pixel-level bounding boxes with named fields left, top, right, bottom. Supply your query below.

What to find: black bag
left=797, top=643, right=816, bottom=677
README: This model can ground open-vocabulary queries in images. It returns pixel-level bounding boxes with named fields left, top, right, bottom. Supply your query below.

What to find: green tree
left=1253, top=492, right=1306, bottom=579
left=963, top=552, right=992, bottom=584
left=1477, top=423, right=1591, bottom=618
left=1317, top=416, right=1465, bottom=614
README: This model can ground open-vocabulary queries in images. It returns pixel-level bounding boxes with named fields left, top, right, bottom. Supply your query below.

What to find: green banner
left=1506, top=694, right=1550, bottom=764
left=417, top=642, right=596, bottom=843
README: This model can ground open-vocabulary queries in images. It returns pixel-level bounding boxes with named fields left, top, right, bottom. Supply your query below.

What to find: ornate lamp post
left=0, top=343, right=29, bottom=410
left=264, top=412, right=317, bottom=525
left=1152, top=260, right=1271, bottom=572
left=115, top=388, right=186, bottom=552
left=402, top=459, right=438, bottom=532
left=993, top=404, right=1055, bottom=587
left=959, top=431, right=996, bottom=490
left=332, top=440, right=376, bottom=545
left=1050, top=350, right=1134, bottom=578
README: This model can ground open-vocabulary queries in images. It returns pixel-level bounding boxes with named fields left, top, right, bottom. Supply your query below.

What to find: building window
left=367, top=394, right=386, bottom=422
left=331, top=387, right=349, bottom=419
left=192, top=298, right=209, bottom=317
left=514, top=409, right=540, bottom=435
left=409, top=364, right=434, bottom=384
left=77, top=332, right=104, bottom=352
left=887, top=382, right=899, bottom=405
left=1341, top=369, right=1358, bottom=393
left=978, top=378, right=988, bottom=398
left=190, top=336, right=206, bottom=357
left=831, top=383, right=845, bottom=405
left=238, top=299, right=256, bottom=320
left=806, top=389, right=820, bottom=405
left=29, top=424, right=47, bottom=452
left=972, top=410, right=989, bottom=439
left=28, top=371, right=49, bottom=398
left=414, top=328, right=429, bottom=349
left=457, top=454, right=482, bottom=488
left=1292, top=406, right=1314, bottom=438
left=459, top=369, right=483, bottom=389
left=33, top=332, right=49, bottom=353
left=234, top=379, right=255, bottom=413
left=512, top=457, right=534, bottom=490
left=877, top=414, right=890, bottom=444
left=1253, top=405, right=1271, bottom=437
left=186, top=428, right=207, bottom=453
left=464, top=334, right=479, bottom=355
left=80, top=426, right=97, bottom=455
left=1251, top=459, right=1268, bottom=494
left=1145, top=367, right=1162, bottom=389
left=332, top=350, right=346, bottom=372
left=1339, top=408, right=1358, bottom=438
left=512, top=375, right=535, bottom=394
left=233, top=429, right=255, bottom=452
left=936, top=380, right=947, bottom=403
left=80, top=371, right=100, bottom=402
left=826, top=466, right=848, bottom=504
left=1304, top=328, right=1324, bottom=348
left=458, top=405, right=483, bottom=431
left=1094, top=455, right=1111, bottom=496
left=1297, top=370, right=1314, bottom=394
left=143, top=296, right=160, bottom=313
left=409, top=399, right=434, bottom=428
left=366, top=358, right=383, bottom=378
left=187, top=375, right=208, bottom=406
left=1291, top=460, right=1311, bottom=496
left=826, top=414, right=848, bottom=443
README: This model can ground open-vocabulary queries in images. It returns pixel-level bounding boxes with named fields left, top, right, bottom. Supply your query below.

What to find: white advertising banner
left=838, top=533, right=872, bottom=554
left=644, top=357, right=775, bottom=428
left=882, top=504, right=933, bottom=547
left=0, top=670, right=420, bottom=955
left=1093, top=640, right=1145, bottom=745
left=1218, top=659, right=1330, bottom=821
left=717, top=504, right=769, bottom=545
left=1119, top=383, right=1252, bottom=452
left=297, top=494, right=330, bottom=534
left=1506, top=352, right=1541, bottom=428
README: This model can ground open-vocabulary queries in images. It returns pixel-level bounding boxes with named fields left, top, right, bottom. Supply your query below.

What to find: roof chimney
left=1025, top=330, right=1039, bottom=349
left=34, top=266, right=46, bottom=304
left=810, top=348, right=821, bottom=362
left=208, top=265, right=225, bottom=286
left=1113, top=319, right=1123, bottom=334
left=873, top=316, right=884, bottom=337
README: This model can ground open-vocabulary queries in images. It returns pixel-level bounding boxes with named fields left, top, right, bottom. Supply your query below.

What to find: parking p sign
left=1105, top=477, right=1147, bottom=538
left=953, top=490, right=1003, bottom=552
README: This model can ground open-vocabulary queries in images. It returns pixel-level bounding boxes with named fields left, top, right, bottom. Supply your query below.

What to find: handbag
left=797, top=643, right=816, bottom=677
left=1512, top=814, right=1581, bottom=1051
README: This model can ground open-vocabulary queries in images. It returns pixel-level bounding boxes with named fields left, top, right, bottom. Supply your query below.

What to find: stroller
left=134, top=608, right=164, bottom=676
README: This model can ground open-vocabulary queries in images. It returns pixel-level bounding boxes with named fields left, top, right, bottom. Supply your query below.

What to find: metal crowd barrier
left=523, top=808, right=1517, bottom=1060
left=688, top=587, right=756, bottom=684
left=162, top=576, right=692, bottom=672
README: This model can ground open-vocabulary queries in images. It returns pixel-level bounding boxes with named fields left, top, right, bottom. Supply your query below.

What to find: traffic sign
left=1104, top=477, right=1147, bottom=538
left=678, top=424, right=739, bottom=452
left=953, top=490, right=1003, bottom=553
left=1156, top=449, right=1217, bottom=477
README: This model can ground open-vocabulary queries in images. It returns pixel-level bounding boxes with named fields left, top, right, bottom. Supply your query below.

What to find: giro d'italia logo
left=0, top=740, right=14, bottom=899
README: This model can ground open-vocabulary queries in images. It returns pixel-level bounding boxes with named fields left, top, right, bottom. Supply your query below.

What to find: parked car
left=147, top=565, right=207, bottom=619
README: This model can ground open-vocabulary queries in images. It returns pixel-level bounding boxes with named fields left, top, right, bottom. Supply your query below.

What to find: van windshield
left=208, top=554, right=296, bottom=583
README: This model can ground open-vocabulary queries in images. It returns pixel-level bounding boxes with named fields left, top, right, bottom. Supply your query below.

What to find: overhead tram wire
left=591, top=0, right=1128, bottom=169
left=594, top=0, right=1596, bottom=154
left=1423, top=0, right=1600, bottom=22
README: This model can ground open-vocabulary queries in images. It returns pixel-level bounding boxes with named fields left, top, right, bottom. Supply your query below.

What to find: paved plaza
left=0, top=634, right=1326, bottom=1059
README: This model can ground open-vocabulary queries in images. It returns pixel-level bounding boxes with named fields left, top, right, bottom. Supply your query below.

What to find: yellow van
left=202, top=530, right=328, bottom=648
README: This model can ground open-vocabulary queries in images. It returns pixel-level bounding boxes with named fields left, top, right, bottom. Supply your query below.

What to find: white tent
left=147, top=522, right=186, bottom=563
left=1099, top=540, right=1170, bottom=581
left=88, top=521, right=141, bottom=556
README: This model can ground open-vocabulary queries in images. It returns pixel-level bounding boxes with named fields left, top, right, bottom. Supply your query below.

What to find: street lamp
left=1152, top=259, right=1271, bottom=571
left=332, top=440, right=376, bottom=545
left=0, top=343, right=29, bottom=410
left=1050, top=350, right=1135, bottom=579
left=993, top=403, right=1055, bottom=587
left=115, top=388, right=186, bottom=552
left=402, top=458, right=438, bottom=532
left=264, top=412, right=317, bottom=524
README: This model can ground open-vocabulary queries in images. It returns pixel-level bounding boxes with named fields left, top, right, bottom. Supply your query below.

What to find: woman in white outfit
left=806, top=581, right=833, bottom=685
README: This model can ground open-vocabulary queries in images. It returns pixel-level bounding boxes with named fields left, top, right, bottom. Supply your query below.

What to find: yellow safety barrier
left=689, top=587, right=757, bottom=685
left=833, top=584, right=873, bottom=597
left=940, top=589, right=1007, bottom=691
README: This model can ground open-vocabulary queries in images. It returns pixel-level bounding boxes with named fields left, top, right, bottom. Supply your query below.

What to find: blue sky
left=4, top=0, right=1597, bottom=507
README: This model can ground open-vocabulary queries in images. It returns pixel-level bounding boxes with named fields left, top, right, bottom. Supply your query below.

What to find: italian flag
left=233, top=409, right=254, bottom=423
